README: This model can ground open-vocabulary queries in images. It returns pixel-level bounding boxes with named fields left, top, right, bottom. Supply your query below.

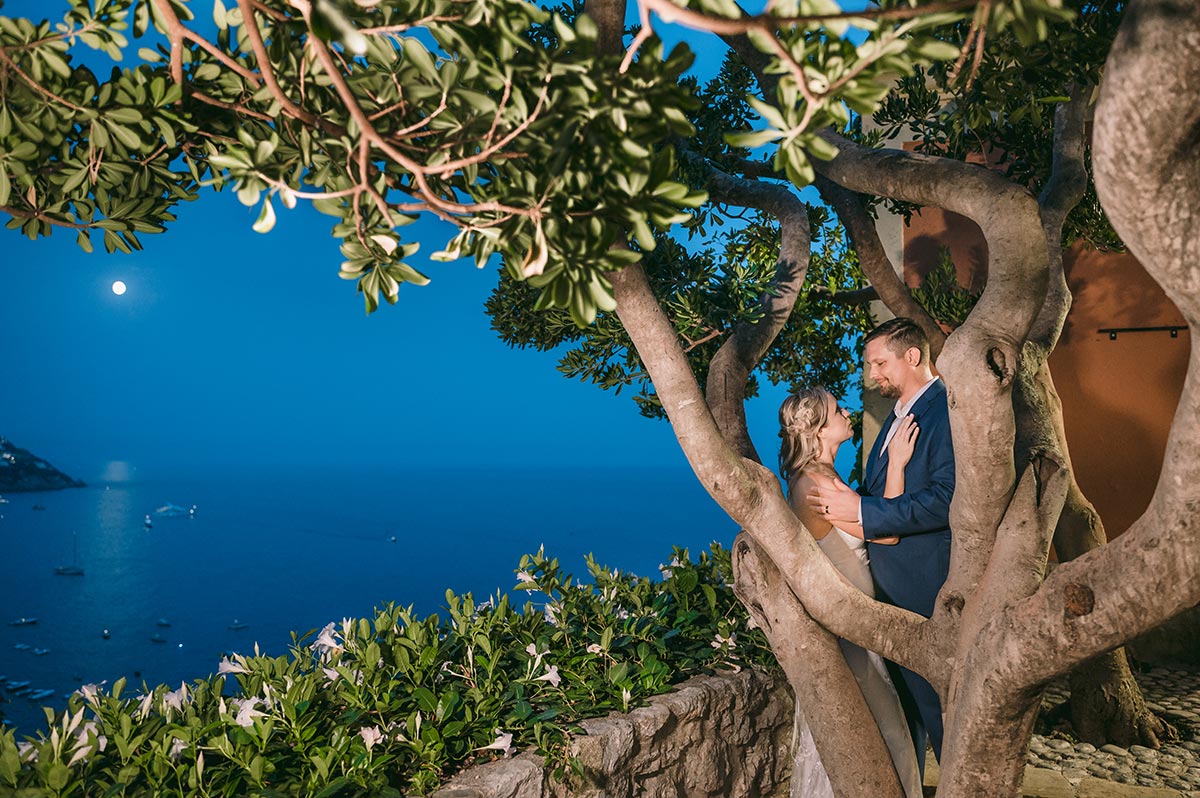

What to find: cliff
left=0, top=439, right=85, bottom=492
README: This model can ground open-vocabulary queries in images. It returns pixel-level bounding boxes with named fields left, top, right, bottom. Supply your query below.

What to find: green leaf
left=402, top=38, right=438, bottom=81
left=252, top=198, right=276, bottom=233
left=804, top=134, right=840, bottom=162
left=47, top=763, right=70, bottom=792
left=315, top=776, right=350, bottom=798
left=8, top=142, right=38, bottom=160
left=106, top=107, right=144, bottom=125
left=193, top=63, right=221, bottom=81
left=724, top=129, right=782, bottom=148
left=910, top=39, right=961, bottom=62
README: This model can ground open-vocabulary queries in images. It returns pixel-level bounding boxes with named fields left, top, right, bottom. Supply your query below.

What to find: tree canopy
left=3, top=1, right=1198, bottom=797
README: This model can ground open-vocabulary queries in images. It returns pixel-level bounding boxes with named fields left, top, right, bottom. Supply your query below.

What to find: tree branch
left=981, top=0, right=1200, bottom=691
left=808, top=284, right=878, bottom=305
left=609, top=257, right=944, bottom=684
left=235, top=0, right=327, bottom=130
left=694, top=156, right=812, bottom=463
left=813, top=174, right=947, bottom=361
left=1027, top=84, right=1093, bottom=353
left=733, top=534, right=906, bottom=798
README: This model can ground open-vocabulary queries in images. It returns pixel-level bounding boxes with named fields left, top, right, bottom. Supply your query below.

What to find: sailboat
left=54, top=532, right=85, bottom=576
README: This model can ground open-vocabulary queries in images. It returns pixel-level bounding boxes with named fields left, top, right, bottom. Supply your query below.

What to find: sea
left=0, top=466, right=741, bottom=736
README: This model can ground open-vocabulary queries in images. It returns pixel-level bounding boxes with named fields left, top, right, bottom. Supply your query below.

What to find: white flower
left=162, top=683, right=189, bottom=715
left=341, top=617, right=355, bottom=637
left=218, top=655, right=248, bottom=675
left=535, top=664, right=562, bottom=688
left=710, top=633, right=737, bottom=651
left=516, top=571, right=535, bottom=585
left=77, top=682, right=103, bottom=706
left=670, top=556, right=682, bottom=568
left=68, top=723, right=106, bottom=769
left=746, top=616, right=760, bottom=630
left=135, top=692, right=154, bottom=721
left=67, top=746, right=91, bottom=767
left=169, top=737, right=188, bottom=759
left=544, top=604, right=559, bottom=626
left=477, top=729, right=514, bottom=756
left=525, top=642, right=546, bottom=669
left=322, top=667, right=340, bottom=684
left=615, top=608, right=630, bottom=620
left=231, top=697, right=266, bottom=728
left=586, top=643, right=603, bottom=655
left=359, top=725, right=383, bottom=751
left=621, top=687, right=632, bottom=711
left=16, top=742, right=37, bottom=762
left=312, top=622, right=342, bottom=655
left=72, top=721, right=107, bottom=764
left=659, top=564, right=673, bottom=578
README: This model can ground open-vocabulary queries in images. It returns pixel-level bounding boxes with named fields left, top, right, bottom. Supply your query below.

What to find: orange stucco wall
left=901, top=216, right=1191, bottom=541
left=1047, top=244, right=1190, bottom=537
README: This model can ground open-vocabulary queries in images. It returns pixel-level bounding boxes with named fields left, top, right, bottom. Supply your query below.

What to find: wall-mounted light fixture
left=1098, top=325, right=1188, bottom=341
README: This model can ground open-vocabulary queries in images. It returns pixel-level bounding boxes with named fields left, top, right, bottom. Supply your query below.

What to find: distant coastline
left=0, top=438, right=85, bottom=492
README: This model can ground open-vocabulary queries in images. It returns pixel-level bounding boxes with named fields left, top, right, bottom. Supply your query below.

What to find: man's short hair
left=865, top=317, right=930, bottom=364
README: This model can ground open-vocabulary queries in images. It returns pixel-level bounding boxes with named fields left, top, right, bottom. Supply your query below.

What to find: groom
left=808, top=316, right=954, bottom=770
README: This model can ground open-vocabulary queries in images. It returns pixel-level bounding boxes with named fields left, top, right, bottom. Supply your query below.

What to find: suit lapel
left=864, top=380, right=945, bottom=492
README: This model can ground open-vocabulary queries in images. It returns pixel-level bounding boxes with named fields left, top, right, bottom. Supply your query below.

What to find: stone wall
left=433, top=668, right=793, bottom=798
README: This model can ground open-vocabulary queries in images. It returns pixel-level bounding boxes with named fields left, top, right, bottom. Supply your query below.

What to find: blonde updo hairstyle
left=779, top=386, right=834, bottom=484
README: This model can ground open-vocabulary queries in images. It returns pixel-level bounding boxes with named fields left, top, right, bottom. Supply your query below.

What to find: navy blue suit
left=860, top=378, right=954, bottom=766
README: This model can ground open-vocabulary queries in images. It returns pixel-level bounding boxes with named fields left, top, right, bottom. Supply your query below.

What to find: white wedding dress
left=789, top=527, right=924, bottom=798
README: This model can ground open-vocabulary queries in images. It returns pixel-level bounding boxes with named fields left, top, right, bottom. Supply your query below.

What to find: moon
left=111, top=280, right=127, bottom=296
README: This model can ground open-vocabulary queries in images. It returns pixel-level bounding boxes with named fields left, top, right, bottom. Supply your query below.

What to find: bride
left=779, top=387, right=923, bottom=798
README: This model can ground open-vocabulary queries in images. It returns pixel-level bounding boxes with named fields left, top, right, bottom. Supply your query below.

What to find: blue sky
left=0, top=1, right=820, bottom=484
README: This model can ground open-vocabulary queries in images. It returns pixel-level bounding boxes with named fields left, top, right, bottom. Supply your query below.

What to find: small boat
left=227, top=620, right=249, bottom=631
left=149, top=633, right=167, bottom=643
left=55, top=532, right=84, bottom=576
left=155, top=618, right=171, bottom=628
left=101, top=629, right=111, bottom=640
left=154, top=503, right=189, bottom=517
left=143, top=515, right=153, bottom=529
left=26, top=688, right=55, bottom=701
left=4, top=680, right=30, bottom=691
left=32, top=648, right=50, bottom=656
left=13, top=643, right=31, bottom=651
left=8, top=617, right=38, bottom=627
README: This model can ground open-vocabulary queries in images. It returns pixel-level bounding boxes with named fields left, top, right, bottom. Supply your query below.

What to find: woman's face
left=819, top=394, right=853, bottom=446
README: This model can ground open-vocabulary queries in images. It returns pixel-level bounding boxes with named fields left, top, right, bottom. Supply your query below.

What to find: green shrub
left=0, top=545, right=773, bottom=796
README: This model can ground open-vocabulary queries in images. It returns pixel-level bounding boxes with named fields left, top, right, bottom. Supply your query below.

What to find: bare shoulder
left=798, top=463, right=842, bottom=491
left=787, top=470, right=834, bottom=537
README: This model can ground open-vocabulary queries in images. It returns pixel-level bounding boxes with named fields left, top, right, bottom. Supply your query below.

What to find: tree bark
left=701, top=159, right=812, bottom=462
left=1020, top=84, right=1172, bottom=748
left=733, top=534, right=905, bottom=798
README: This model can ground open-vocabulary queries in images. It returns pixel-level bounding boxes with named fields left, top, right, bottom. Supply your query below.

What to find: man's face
left=865, top=337, right=911, bottom=400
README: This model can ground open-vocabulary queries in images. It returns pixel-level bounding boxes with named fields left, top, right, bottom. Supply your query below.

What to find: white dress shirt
left=858, top=377, right=941, bottom=526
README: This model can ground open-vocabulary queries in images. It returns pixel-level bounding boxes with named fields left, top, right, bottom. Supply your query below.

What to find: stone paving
left=925, top=665, right=1200, bottom=797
